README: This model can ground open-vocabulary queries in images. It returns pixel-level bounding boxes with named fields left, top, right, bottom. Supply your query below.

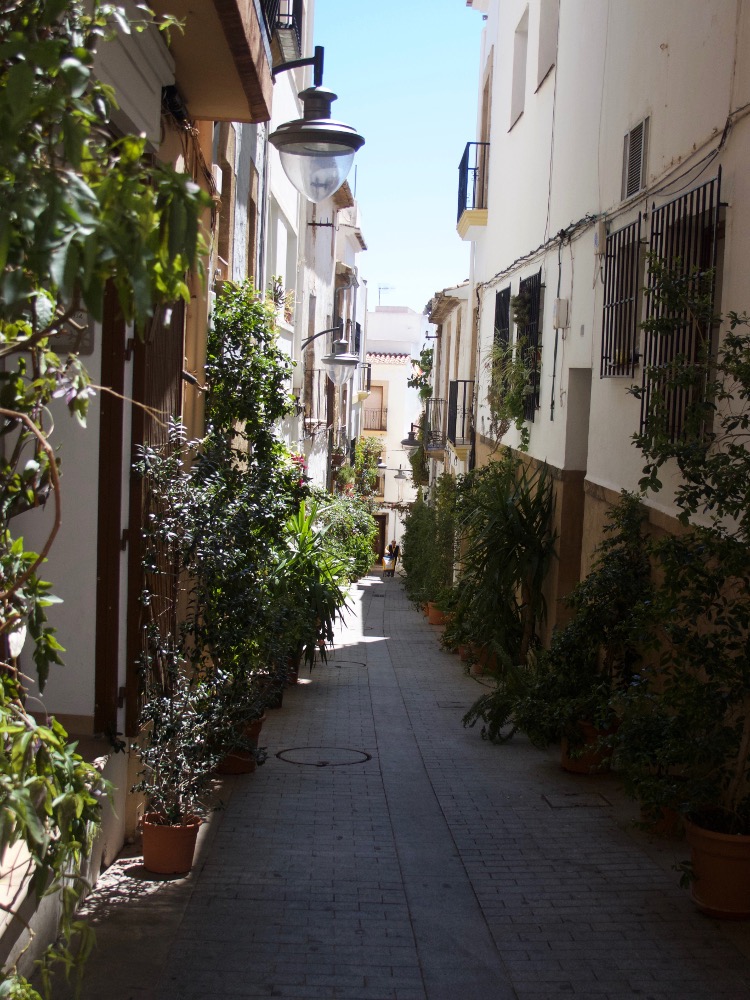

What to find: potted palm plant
left=268, top=501, right=349, bottom=676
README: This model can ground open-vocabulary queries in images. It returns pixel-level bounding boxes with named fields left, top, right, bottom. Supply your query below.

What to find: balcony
left=448, top=380, right=474, bottom=445
left=363, top=407, right=387, bottom=432
left=261, top=0, right=303, bottom=62
left=357, top=362, right=371, bottom=400
left=448, top=380, right=475, bottom=466
left=424, top=397, right=447, bottom=458
left=151, top=0, right=273, bottom=122
left=457, top=142, right=489, bottom=241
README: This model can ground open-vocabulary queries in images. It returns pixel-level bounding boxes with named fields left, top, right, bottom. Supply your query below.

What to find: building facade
left=455, top=0, right=750, bottom=631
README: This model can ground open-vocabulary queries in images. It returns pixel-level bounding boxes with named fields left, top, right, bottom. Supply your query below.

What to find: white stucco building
left=457, top=0, right=750, bottom=625
left=364, top=306, right=429, bottom=553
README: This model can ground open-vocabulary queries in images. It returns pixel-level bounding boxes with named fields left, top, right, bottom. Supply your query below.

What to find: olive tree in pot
left=132, top=642, right=222, bottom=874
left=620, top=261, right=750, bottom=916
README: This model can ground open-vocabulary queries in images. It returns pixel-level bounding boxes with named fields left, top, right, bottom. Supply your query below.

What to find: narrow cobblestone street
left=64, top=574, right=750, bottom=1000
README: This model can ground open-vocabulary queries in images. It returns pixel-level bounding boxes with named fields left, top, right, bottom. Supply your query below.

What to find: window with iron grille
left=640, top=170, right=723, bottom=441
left=518, top=270, right=543, bottom=421
left=622, top=117, right=649, bottom=200
left=601, top=215, right=642, bottom=378
left=494, top=286, right=511, bottom=349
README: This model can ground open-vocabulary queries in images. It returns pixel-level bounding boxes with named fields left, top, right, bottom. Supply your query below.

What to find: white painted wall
left=465, top=0, right=750, bottom=514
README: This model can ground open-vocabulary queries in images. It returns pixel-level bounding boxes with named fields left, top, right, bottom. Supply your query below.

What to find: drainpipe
left=258, top=123, right=270, bottom=287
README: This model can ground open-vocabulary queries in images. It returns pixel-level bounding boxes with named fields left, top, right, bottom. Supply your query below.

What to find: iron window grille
left=601, top=214, right=643, bottom=378
left=494, top=286, right=511, bottom=350
left=518, top=270, right=543, bottom=421
left=363, top=407, right=388, bottom=431
left=260, top=0, right=303, bottom=57
left=457, top=142, right=490, bottom=223
left=448, top=380, right=475, bottom=447
left=640, top=169, right=723, bottom=442
left=424, top=397, right=448, bottom=450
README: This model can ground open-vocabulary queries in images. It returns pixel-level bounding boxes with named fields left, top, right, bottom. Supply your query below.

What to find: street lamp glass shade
left=400, top=429, right=419, bottom=455
left=278, top=145, right=356, bottom=203
left=269, top=87, right=364, bottom=203
left=322, top=350, right=359, bottom=386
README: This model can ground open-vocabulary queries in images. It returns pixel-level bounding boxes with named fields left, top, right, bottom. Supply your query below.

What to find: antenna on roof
left=378, top=285, right=395, bottom=306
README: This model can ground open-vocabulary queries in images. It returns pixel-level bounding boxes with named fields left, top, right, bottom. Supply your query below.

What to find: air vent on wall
left=622, top=117, right=649, bottom=200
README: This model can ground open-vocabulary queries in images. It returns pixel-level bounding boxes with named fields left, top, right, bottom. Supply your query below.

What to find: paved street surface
left=58, top=574, right=750, bottom=999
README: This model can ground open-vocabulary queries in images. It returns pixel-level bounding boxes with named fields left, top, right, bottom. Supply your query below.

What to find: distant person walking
left=390, top=539, right=400, bottom=572
left=383, top=543, right=395, bottom=577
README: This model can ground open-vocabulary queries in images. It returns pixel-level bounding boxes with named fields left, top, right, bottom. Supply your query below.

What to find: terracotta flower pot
left=216, top=750, right=256, bottom=774
left=685, top=819, right=750, bottom=918
left=245, top=714, right=266, bottom=745
left=142, top=813, right=201, bottom=875
left=427, top=602, right=447, bottom=626
left=458, top=644, right=471, bottom=662
left=216, top=713, right=266, bottom=775
left=560, top=721, right=613, bottom=774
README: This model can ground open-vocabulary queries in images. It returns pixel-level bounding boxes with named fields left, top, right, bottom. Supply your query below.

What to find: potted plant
left=334, top=462, right=355, bottom=493
left=621, top=265, right=750, bottom=915
left=207, top=668, right=270, bottom=774
left=456, top=456, right=556, bottom=680
left=268, top=501, right=349, bottom=674
left=462, top=490, right=649, bottom=754
left=132, top=648, right=221, bottom=874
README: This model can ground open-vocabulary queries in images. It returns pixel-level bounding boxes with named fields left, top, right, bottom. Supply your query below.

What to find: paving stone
left=44, top=576, right=750, bottom=1000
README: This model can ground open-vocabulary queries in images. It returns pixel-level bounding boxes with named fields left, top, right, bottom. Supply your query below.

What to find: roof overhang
left=151, top=0, right=273, bottom=122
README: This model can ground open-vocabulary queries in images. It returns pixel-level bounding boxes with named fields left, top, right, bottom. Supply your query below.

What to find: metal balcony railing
left=260, top=0, right=303, bottom=58
left=363, top=407, right=387, bottom=431
left=457, top=142, right=490, bottom=223
left=424, top=397, right=447, bottom=452
left=447, top=380, right=475, bottom=446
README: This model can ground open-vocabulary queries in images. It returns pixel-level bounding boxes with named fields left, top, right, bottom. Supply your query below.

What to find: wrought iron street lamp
left=301, top=324, right=359, bottom=385
left=377, top=461, right=408, bottom=480
left=270, top=47, right=365, bottom=203
left=400, top=424, right=419, bottom=455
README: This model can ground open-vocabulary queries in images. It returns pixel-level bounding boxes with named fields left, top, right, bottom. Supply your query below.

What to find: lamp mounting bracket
left=272, top=45, right=324, bottom=87
left=300, top=323, right=343, bottom=349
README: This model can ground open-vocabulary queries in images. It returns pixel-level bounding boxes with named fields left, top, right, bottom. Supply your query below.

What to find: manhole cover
left=276, top=746, right=372, bottom=767
left=543, top=792, right=611, bottom=809
left=330, top=659, right=366, bottom=668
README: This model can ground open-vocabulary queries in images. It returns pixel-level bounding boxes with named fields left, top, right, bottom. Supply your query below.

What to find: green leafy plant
left=620, top=263, right=750, bottom=834
left=485, top=338, right=532, bottom=451
left=353, top=435, right=384, bottom=495
left=407, top=347, right=434, bottom=400
left=0, top=2, right=211, bottom=992
left=400, top=474, right=457, bottom=606
left=511, top=289, right=532, bottom=328
left=268, top=502, right=349, bottom=669
left=131, top=652, right=220, bottom=826
left=313, top=489, right=377, bottom=581
left=456, top=455, right=555, bottom=668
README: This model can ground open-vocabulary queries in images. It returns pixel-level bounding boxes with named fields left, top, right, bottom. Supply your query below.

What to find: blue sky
left=313, top=1, right=483, bottom=314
